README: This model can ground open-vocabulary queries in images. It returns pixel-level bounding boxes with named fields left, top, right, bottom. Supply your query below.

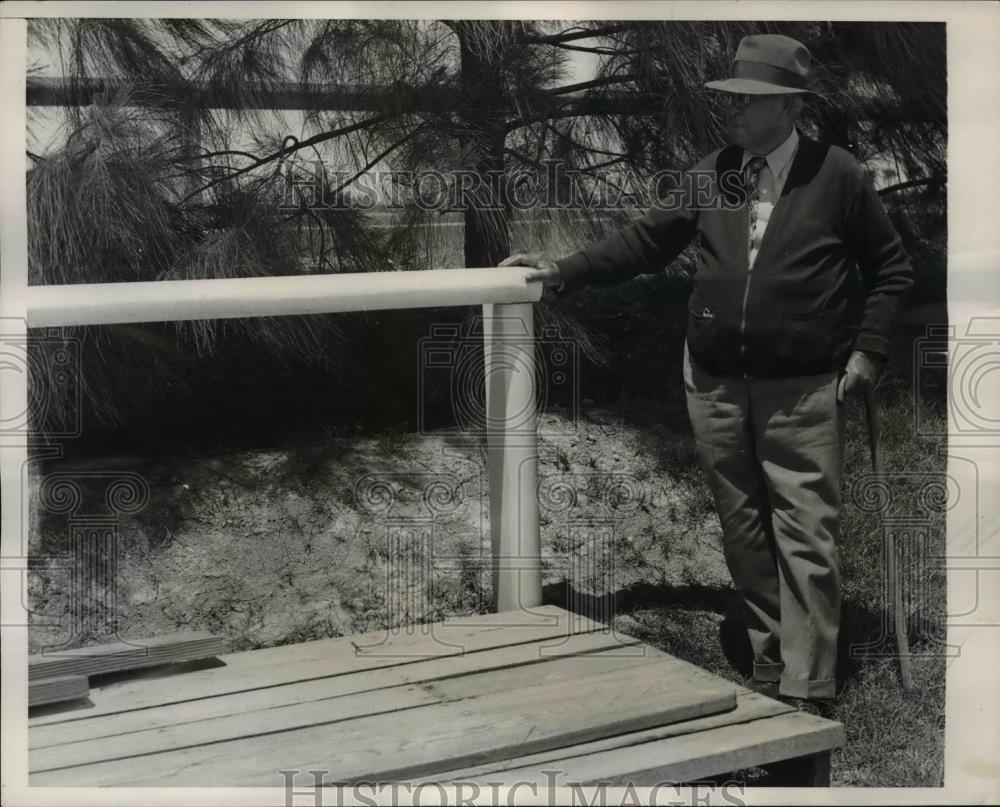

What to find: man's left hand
left=836, top=350, right=883, bottom=402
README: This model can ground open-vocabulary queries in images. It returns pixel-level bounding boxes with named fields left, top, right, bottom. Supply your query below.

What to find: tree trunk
left=456, top=24, right=511, bottom=268
left=813, top=27, right=853, bottom=151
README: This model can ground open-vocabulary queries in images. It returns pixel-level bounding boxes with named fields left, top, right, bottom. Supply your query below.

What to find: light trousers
left=684, top=344, right=845, bottom=698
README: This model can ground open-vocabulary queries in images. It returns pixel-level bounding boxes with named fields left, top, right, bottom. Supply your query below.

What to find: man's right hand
left=836, top=350, right=882, bottom=403
left=499, top=253, right=563, bottom=288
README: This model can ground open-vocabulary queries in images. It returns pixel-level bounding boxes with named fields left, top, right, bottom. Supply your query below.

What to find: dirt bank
left=27, top=403, right=726, bottom=654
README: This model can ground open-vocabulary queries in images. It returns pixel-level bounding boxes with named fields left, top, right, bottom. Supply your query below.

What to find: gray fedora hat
left=705, top=34, right=814, bottom=95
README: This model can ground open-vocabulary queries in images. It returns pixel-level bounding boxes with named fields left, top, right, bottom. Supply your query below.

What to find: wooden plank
left=581, top=712, right=845, bottom=785
left=31, top=632, right=641, bottom=749
left=28, top=633, right=225, bottom=681
left=28, top=676, right=89, bottom=708
left=464, top=712, right=845, bottom=787
left=30, top=606, right=604, bottom=728
left=483, top=302, right=541, bottom=611
left=31, top=659, right=737, bottom=786
left=343, top=606, right=603, bottom=661
left=32, top=643, right=656, bottom=771
left=424, top=645, right=671, bottom=703
left=483, top=304, right=504, bottom=607
left=424, top=690, right=792, bottom=783
left=31, top=683, right=439, bottom=772
left=25, top=268, right=542, bottom=328
left=424, top=645, right=840, bottom=786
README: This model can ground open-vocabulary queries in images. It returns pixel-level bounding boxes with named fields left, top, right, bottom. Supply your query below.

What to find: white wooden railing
left=23, top=268, right=544, bottom=613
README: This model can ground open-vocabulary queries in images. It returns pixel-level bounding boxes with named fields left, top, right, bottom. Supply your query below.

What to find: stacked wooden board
left=27, top=631, right=225, bottom=707
left=28, top=675, right=89, bottom=708
left=28, top=607, right=844, bottom=786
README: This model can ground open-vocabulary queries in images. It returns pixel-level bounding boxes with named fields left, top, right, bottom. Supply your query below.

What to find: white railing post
left=21, top=268, right=544, bottom=616
left=483, top=302, right=541, bottom=613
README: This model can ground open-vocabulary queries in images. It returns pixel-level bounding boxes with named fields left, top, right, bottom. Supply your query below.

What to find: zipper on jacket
left=739, top=262, right=753, bottom=378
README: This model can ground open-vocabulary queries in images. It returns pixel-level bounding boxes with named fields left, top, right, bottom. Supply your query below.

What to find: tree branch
left=522, top=25, right=639, bottom=46
left=877, top=176, right=943, bottom=196
left=327, top=125, right=425, bottom=199
left=546, top=123, right=624, bottom=160
left=179, top=113, right=386, bottom=204
left=547, top=42, right=623, bottom=56
left=542, top=73, right=639, bottom=97
left=574, top=163, right=629, bottom=198
left=190, top=19, right=295, bottom=72
left=504, top=147, right=545, bottom=171
left=175, top=147, right=263, bottom=164
left=581, top=155, right=627, bottom=172
left=505, top=93, right=676, bottom=132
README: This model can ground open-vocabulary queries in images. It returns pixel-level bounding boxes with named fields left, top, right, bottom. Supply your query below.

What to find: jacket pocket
left=776, top=308, right=834, bottom=369
left=782, top=307, right=825, bottom=321
left=687, top=301, right=724, bottom=372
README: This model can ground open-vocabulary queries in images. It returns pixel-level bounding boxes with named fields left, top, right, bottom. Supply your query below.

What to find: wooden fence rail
left=23, top=268, right=544, bottom=612
left=24, top=267, right=540, bottom=326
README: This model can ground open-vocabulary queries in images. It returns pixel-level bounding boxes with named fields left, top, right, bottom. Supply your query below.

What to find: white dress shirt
left=741, top=128, right=800, bottom=269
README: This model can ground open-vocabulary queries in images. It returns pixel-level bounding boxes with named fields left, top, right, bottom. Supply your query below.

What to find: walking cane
left=862, top=384, right=915, bottom=690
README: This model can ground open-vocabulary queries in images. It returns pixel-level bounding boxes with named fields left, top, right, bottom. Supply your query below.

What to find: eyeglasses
left=717, top=94, right=761, bottom=109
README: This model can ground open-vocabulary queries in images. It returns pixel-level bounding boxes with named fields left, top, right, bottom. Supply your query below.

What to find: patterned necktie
left=745, top=156, right=766, bottom=257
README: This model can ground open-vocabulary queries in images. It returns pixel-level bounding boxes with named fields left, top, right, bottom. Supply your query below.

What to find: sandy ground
left=27, top=405, right=728, bottom=654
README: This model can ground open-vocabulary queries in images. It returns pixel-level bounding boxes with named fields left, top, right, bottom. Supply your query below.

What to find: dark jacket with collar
left=555, top=133, right=914, bottom=378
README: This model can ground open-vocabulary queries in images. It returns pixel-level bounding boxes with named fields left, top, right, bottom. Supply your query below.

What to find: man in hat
left=502, top=34, right=913, bottom=715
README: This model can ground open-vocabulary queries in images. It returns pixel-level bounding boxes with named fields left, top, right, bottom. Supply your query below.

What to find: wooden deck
left=28, top=606, right=844, bottom=787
